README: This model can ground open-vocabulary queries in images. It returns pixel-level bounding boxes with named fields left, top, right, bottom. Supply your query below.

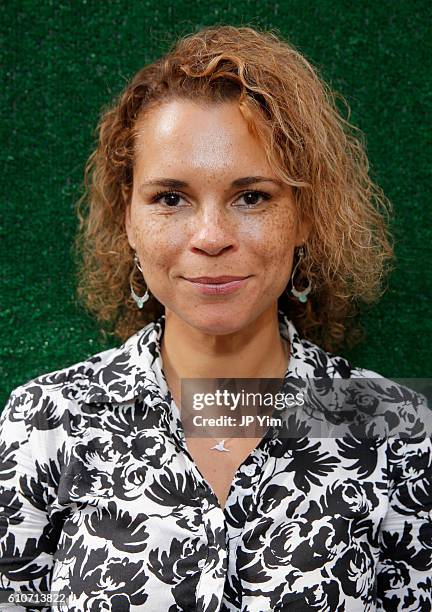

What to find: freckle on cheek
left=135, top=226, right=183, bottom=266
left=240, top=211, right=295, bottom=256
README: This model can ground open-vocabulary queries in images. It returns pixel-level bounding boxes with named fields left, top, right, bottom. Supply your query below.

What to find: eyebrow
left=138, top=176, right=284, bottom=194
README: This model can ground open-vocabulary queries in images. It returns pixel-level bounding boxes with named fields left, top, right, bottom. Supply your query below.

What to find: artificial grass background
left=1, top=0, right=431, bottom=408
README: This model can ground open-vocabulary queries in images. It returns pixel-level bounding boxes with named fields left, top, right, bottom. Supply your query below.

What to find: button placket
left=195, top=494, right=228, bottom=609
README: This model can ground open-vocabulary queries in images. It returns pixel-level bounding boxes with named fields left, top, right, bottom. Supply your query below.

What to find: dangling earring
left=290, top=245, right=312, bottom=303
left=130, top=252, right=150, bottom=309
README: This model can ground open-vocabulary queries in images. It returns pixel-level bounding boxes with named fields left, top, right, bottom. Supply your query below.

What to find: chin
left=180, top=304, right=254, bottom=336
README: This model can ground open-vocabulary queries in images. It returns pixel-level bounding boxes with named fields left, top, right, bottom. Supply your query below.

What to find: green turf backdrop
left=1, top=0, right=431, bottom=408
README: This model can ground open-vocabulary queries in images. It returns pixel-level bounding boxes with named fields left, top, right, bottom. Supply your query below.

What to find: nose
left=189, top=204, right=237, bottom=256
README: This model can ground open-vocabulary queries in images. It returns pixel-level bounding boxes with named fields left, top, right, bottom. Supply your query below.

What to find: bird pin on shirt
left=210, top=440, right=231, bottom=452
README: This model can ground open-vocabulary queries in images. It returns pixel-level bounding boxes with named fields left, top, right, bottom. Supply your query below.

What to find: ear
left=294, top=214, right=312, bottom=247
left=124, top=201, right=136, bottom=251
left=122, top=184, right=136, bottom=250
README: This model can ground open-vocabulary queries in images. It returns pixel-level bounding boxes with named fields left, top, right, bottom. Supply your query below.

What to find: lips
left=183, top=275, right=250, bottom=296
left=184, top=275, right=249, bottom=284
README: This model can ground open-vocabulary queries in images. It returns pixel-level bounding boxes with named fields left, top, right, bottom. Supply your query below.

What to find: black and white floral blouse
left=0, top=311, right=431, bottom=611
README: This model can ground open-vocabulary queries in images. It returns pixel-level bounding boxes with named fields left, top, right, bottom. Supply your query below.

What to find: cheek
left=240, top=210, right=297, bottom=264
left=133, top=215, right=186, bottom=270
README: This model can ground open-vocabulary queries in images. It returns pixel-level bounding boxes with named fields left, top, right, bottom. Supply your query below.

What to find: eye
left=234, top=190, right=272, bottom=208
left=150, top=189, right=272, bottom=209
left=151, top=190, right=186, bottom=207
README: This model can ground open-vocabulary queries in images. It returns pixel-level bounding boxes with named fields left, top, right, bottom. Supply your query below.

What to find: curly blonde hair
left=74, top=24, right=394, bottom=352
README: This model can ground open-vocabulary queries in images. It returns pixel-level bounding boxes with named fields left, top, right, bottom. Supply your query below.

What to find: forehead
left=133, top=98, right=271, bottom=176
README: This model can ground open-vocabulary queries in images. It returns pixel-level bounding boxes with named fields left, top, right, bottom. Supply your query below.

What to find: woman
left=0, top=25, right=430, bottom=612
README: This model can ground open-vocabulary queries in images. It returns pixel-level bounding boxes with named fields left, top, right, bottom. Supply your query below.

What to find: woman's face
left=125, top=98, right=308, bottom=335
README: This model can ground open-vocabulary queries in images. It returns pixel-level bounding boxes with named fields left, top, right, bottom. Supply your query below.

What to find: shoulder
left=294, top=334, right=430, bottom=438
left=283, top=315, right=382, bottom=380
left=0, top=346, right=120, bottom=441
left=2, top=318, right=161, bottom=424
left=5, top=345, right=122, bottom=410
left=295, top=329, right=382, bottom=380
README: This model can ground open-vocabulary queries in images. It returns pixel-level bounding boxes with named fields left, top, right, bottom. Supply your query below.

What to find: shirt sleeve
left=0, top=386, right=61, bottom=612
left=376, top=428, right=432, bottom=609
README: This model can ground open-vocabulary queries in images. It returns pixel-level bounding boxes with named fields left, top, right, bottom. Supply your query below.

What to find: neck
left=160, top=304, right=289, bottom=409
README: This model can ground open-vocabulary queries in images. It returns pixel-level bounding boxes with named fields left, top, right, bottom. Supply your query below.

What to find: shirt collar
left=84, top=310, right=311, bottom=405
